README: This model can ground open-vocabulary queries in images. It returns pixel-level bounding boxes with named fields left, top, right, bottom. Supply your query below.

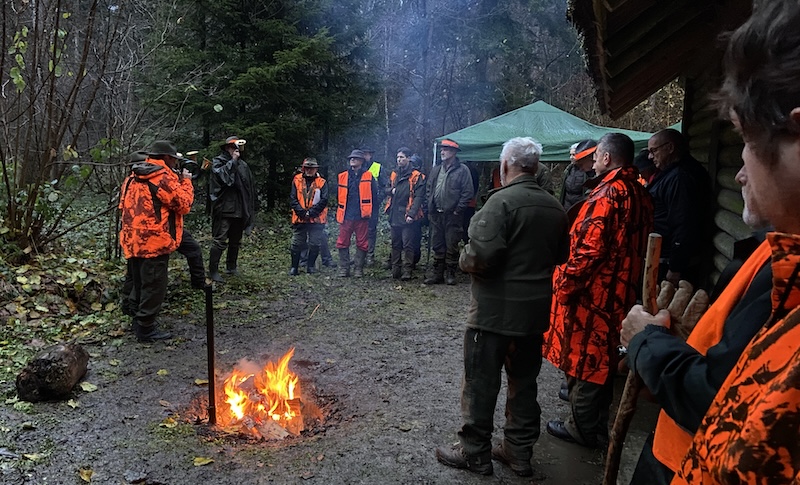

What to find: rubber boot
left=306, top=248, right=319, bottom=274
left=424, top=259, right=445, bottom=284
left=225, top=246, right=240, bottom=275
left=445, top=265, right=457, bottom=285
left=338, top=249, right=351, bottom=277
left=209, top=246, right=224, bottom=283
left=289, top=250, right=301, bottom=276
left=390, top=248, right=402, bottom=279
left=354, top=250, right=367, bottom=278
left=401, top=248, right=414, bottom=280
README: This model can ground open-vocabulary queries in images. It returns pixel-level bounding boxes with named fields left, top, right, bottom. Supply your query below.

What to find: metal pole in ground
left=205, top=281, right=216, bottom=425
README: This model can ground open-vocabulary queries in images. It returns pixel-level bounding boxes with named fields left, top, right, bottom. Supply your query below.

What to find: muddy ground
left=0, top=254, right=659, bottom=485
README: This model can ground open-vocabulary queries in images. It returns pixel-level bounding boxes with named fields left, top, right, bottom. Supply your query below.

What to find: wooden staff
left=602, top=233, right=662, bottom=485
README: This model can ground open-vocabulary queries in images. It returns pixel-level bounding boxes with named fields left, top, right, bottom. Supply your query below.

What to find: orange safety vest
left=384, top=170, right=424, bottom=220
left=291, top=174, right=327, bottom=224
left=674, top=232, right=800, bottom=484
left=336, top=170, right=373, bottom=223
left=651, top=240, right=772, bottom=472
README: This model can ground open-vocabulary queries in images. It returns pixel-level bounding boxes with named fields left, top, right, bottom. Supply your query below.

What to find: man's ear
left=789, top=107, right=800, bottom=130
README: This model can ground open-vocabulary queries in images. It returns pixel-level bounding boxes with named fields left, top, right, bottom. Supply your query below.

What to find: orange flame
left=219, top=348, right=303, bottom=435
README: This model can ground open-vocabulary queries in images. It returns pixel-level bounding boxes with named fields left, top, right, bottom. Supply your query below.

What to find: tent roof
left=435, top=101, right=653, bottom=162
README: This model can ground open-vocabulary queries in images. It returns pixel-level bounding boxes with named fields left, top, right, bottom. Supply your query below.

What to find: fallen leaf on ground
left=79, top=467, right=93, bottom=482
left=159, top=417, right=178, bottom=428
left=300, top=471, right=314, bottom=480
left=194, top=379, right=209, bottom=386
left=80, top=382, right=98, bottom=392
left=157, top=369, right=169, bottom=376
left=193, top=457, right=214, bottom=466
left=23, top=453, right=43, bottom=461
left=67, top=399, right=80, bottom=409
left=109, top=359, right=120, bottom=366
left=159, top=400, right=171, bottom=407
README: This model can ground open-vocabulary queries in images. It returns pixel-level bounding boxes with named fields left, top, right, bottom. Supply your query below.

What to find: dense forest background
left=0, top=0, right=682, bottom=256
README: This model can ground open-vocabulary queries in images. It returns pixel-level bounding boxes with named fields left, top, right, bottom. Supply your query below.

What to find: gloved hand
left=304, top=210, right=311, bottom=219
left=656, top=280, right=709, bottom=340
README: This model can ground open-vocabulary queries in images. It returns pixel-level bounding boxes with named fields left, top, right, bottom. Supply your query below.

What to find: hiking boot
left=135, top=322, right=172, bottom=343
left=288, top=267, right=300, bottom=276
left=435, top=443, right=493, bottom=476
left=424, top=260, right=445, bottom=284
left=306, top=266, right=317, bottom=275
left=445, top=266, right=457, bottom=285
left=225, top=267, right=239, bottom=276
left=209, top=271, right=224, bottom=283
left=491, top=444, right=533, bottom=477
left=400, top=269, right=412, bottom=281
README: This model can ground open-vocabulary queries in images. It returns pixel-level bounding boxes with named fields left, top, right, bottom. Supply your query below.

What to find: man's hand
left=620, top=305, right=670, bottom=347
left=181, top=168, right=192, bottom=180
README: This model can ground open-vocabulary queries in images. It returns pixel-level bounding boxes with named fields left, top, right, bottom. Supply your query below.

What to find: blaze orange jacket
left=336, top=170, right=373, bottom=223
left=290, top=173, right=328, bottom=224
left=651, top=240, right=772, bottom=472
left=543, top=166, right=653, bottom=385
left=119, top=158, right=194, bottom=259
left=674, top=232, right=800, bottom=485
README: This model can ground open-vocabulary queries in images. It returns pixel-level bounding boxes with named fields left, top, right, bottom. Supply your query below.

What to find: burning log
left=16, top=342, right=89, bottom=402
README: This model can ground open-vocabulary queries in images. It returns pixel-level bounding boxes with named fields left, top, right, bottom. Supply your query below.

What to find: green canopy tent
left=434, top=101, right=654, bottom=162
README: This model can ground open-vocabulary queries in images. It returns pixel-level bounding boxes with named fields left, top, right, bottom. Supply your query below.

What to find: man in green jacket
left=435, top=137, right=570, bottom=477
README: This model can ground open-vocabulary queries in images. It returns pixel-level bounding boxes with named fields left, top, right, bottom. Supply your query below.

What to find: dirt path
left=0, top=264, right=656, bottom=484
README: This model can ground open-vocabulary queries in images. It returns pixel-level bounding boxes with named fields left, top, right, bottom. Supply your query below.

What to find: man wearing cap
left=424, top=139, right=475, bottom=285
left=119, top=141, right=194, bottom=342
left=336, top=149, right=379, bottom=277
left=208, top=136, right=256, bottom=282
left=288, top=158, right=328, bottom=275
left=361, top=146, right=389, bottom=266
left=120, top=150, right=206, bottom=319
left=559, top=139, right=596, bottom=212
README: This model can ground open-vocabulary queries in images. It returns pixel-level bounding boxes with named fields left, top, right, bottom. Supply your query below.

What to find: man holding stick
left=622, top=2, right=800, bottom=483
left=543, top=133, right=653, bottom=448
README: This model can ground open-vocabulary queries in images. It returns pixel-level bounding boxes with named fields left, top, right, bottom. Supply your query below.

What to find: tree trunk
left=16, top=343, right=90, bottom=402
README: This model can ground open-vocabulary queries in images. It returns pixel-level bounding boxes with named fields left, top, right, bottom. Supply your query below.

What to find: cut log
left=16, top=343, right=89, bottom=402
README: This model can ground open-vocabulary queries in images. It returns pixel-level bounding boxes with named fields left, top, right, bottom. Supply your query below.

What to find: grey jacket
left=426, top=158, right=474, bottom=214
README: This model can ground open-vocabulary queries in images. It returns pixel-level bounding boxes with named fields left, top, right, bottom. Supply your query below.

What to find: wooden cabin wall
left=683, top=72, right=747, bottom=286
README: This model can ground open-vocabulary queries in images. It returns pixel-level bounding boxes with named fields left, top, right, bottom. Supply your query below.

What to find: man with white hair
left=436, top=137, right=569, bottom=477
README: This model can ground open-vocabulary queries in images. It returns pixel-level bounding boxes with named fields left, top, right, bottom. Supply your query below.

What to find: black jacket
left=647, top=155, right=711, bottom=274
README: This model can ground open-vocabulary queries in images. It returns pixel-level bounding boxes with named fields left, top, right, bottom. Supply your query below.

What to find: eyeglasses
left=648, top=142, right=669, bottom=155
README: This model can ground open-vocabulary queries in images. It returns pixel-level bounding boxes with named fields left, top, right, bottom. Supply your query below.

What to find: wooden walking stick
left=602, top=232, right=662, bottom=485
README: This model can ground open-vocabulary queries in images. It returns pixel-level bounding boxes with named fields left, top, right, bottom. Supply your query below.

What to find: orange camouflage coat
left=674, top=232, right=800, bottom=485
left=543, top=165, right=653, bottom=385
left=119, top=158, right=194, bottom=259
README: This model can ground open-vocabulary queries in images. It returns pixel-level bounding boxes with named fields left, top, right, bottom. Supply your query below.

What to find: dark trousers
left=629, top=432, right=675, bottom=485
left=180, top=230, right=205, bottom=285
left=429, top=211, right=464, bottom=267
left=127, top=254, right=170, bottom=325
left=367, top=208, right=380, bottom=256
left=291, top=223, right=324, bottom=252
left=390, top=222, right=418, bottom=268
left=411, top=221, right=422, bottom=265
left=122, top=230, right=203, bottom=314
left=459, top=328, right=543, bottom=460
left=565, top=374, right=614, bottom=447
left=211, top=216, right=245, bottom=269
left=337, top=219, right=369, bottom=251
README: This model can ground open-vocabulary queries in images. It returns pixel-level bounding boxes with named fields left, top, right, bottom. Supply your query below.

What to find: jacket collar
left=767, top=232, right=800, bottom=318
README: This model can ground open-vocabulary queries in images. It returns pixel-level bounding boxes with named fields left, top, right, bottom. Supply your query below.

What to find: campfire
left=216, top=348, right=319, bottom=439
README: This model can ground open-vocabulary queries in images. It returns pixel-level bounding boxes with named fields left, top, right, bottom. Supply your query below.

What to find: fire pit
left=213, top=348, right=325, bottom=440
